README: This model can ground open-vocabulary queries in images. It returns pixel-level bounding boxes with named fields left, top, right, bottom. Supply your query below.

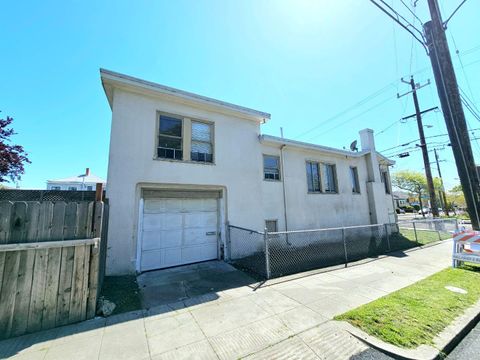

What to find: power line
left=292, top=83, right=395, bottom=140
left=400, top=0, right=424, bottom=24
left=305, top=96, right=394, bottom=141
left=443, top=0, right=468, bottom=29
left=369, top=0, right=428, bottom=53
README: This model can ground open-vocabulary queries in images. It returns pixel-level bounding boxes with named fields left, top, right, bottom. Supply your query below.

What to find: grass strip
left=335, top=265, right=480, bottom=349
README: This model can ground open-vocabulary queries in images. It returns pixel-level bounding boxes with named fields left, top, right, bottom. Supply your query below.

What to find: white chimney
left=359, top=128, right=376, bottom=152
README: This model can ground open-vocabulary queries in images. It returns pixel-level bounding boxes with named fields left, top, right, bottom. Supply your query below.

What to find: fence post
left=225, top=221, right=231, bottom=261
left=455, top=218, right=459, bottom=231
left=384, top=223, right=391, bottom=252
left=264, top=228, right=271, bottom=279
left=342, top=227, right=348, bottom=267
left=413, top=221, right=419, bottom=244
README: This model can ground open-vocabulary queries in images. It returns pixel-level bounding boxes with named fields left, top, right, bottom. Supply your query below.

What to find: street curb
left=336, top=299, right=480, bottom=360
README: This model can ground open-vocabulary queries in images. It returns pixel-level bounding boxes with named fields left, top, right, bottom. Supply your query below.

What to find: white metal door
left=140, top=198, right=218, bottom=271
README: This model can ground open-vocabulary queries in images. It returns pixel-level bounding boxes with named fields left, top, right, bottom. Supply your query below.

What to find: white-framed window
left=51, top=186, right=61, bottom=190
left=86, top=185, right=93, bottom=191
left=191, top=121, right=213, bottom=163
left=323, top=164, right=337, bottom=193
left=265, top=219, right=278, bottom=233
left=263, top=155, right=281, bottom=181
left=306, top=161, right=321, bottom=193
left=68, top=186, right=77, bottom=191
left=157, top=114, right=183, bottom=160
left=381, top=170, right=391, bottom=194
left=350, top=166, right=360, bottom=193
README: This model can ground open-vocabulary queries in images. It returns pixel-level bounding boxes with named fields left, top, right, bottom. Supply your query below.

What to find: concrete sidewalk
left=0, top=241, right=452, bottom=360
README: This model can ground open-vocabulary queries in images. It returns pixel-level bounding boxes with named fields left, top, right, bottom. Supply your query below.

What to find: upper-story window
left=263, top=155, right=281, bottom=181
left=350, top=166, right=360, bottom=193
left=191, top=121, right=213, bottom=163
left=381, top=170, right=391, bottom=194
left=158, top=115, right=183, bottom=160
left=323, top=164, right=337, bottom=193
left=306, top=161, right=321, bottom=193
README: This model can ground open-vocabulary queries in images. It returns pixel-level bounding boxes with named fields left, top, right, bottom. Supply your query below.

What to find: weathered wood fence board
left=0, top=239, right=100, bottom=339
left=0, top=199, right=108, bottom=340
left=0, top=201, right=96, bottom=244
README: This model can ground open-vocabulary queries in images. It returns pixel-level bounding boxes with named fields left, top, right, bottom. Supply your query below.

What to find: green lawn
left=100, top=275, right=142, bottom=315
left=335, top=265, right=480, bottom=349
left=399, top=228, right=451, bottom=244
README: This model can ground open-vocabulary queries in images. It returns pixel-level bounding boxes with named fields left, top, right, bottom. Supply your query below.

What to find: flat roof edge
left=100, top=68, right=271, bottom=121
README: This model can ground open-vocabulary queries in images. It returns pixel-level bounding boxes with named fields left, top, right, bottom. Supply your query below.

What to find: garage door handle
left=206, top=231, right=216, bottom=236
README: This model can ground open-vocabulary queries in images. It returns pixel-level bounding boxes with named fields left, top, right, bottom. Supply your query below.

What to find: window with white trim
left=381, top=170, right=391, bottom=194
left=265, top=220, right=278, bottom=233
left=263, top=155, right=281, bottom=181
left=306, top=161, right=321, bottom=193
left=157, top=115, right=183, bottom=160
left=323, top=164, right=337, bottom=193
left=51, top=186, right=61, bottom=190
left=191, top=121, right=213, bottom=163
left=350, top=166, right=360, bottom=193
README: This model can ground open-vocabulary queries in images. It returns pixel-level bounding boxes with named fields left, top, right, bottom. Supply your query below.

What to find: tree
left=392, top=170, right=428, bottom=217
left=0, top=116, right=30, bottom=183
left=446, top=185, right=466, bottom=214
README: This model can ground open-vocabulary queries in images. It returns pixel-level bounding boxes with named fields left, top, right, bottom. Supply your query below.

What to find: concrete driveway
left=137, top=261, right=257, bottom=309
left=0, top=241, right=452, bottom=360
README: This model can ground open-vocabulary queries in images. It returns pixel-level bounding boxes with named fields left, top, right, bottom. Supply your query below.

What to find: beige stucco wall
left=105, top=88, right=394, bottom=275
left=260, top=144, right=373, bottom=231
left=106, top=89, right=266, bottom=274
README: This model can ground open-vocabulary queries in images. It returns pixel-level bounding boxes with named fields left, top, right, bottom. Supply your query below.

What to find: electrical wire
left=292, top=83, right=395, bottom=140
left=443, top=0, right=468, bottom=29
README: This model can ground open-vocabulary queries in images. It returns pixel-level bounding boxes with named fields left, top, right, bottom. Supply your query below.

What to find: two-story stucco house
left=101, top=69, right=395, bottom=275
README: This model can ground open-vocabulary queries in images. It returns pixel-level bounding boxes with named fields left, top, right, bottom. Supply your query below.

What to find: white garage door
left=140, top=197, right=218, bottom=271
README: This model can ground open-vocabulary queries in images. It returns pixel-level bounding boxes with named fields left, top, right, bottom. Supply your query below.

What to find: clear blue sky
left=1, top=0, right=479, bottom=191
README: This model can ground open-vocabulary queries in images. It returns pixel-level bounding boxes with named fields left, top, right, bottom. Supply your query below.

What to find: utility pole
left=398, top=76, right=439, bottom=217
left=424, top=0, right=480, bottom=229
left=434, top=148, right=449, bottom=215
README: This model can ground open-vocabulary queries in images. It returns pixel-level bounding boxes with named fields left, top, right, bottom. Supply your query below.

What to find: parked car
left=396, top=208, right=405, bottom=214
left=418, top=208, right=431, bottom=215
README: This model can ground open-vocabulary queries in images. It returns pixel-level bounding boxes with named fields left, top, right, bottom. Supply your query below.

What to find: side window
left=158, top=115, right=183, bottom=160
left=306, top=161, right=321, bottom=193
left=323, top=164, right=337, bottom=193
left=68, top=186, right=77, bottom=191
left=265, top=220, right=278, bottom=233
left=51, top=186, right=61, bottom=190
left=86, top=185, right=93, bottom=191
left=350, top=166, right=360, bottom=193
left=263, top=155, right=281, bottom=181
left=381, top=170, right=391, bottom=194
left=191, top=121, right=213, bottom=163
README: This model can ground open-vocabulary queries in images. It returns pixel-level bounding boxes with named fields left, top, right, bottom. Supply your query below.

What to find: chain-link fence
left=227, top=218, right=458, bottom=279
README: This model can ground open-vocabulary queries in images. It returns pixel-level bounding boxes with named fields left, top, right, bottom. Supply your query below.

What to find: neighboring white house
left=46, top=168, right=106, bottom=191
left=101, top=69, right=395, bottom=275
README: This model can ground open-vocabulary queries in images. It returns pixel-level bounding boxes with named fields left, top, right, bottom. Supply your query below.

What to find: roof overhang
left=260, top=135, right=368, bottom=158
left=100, top=69, right=271, bottom=123
left=377, top=152, right=396, bottom=166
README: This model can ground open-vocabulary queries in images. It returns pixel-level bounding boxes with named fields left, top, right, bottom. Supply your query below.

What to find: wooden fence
left=0, top=200, right=107, bottom=340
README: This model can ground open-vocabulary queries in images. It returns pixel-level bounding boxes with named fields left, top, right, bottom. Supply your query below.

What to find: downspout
left=280, top=144, right=291, bottom=244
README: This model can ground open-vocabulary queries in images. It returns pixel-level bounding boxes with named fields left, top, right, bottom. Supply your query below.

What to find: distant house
left=46, top=168, right=106, bottom=191
left=393, top=191, right=409, bottom=209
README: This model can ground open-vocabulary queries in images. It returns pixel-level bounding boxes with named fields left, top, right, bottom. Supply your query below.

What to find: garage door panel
left=184, top=212, right=217, bottom=228
left=183, top=228, right=217, bottom=246
left=144, top=199, right=183, bottom=214
left=143, top=213, right=182, bottom=231
left=142, top=230, right=182, bottom=250
left=182, top=244, right=217, bottom=264
left=141, top=196, right=218, bottom=271
left=182, top=198, right=217, bottom=212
